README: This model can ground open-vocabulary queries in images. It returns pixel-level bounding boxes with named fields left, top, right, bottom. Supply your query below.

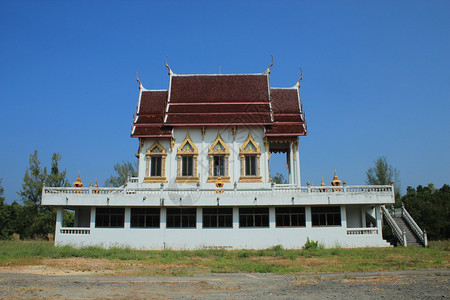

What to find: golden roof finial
left=293, top=67, right=303, bottom=89
left=73, top=171, right=84, bottom=188
left=331, top=169, right=341, bottom=186
left=321, top=176, right=325, bottom=186
left=264, top=55, right=274, bottom=74
left=136, top=70, right=143, bottom=90
left=94, top=179, right=98, bottom=188
left=165, top=56, right=174, bottom=76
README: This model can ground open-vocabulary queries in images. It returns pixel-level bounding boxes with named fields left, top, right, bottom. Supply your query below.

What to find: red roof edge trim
left=165, top=122, right=272, bottom=127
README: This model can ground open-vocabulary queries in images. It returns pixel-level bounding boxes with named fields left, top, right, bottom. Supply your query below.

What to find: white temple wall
left=54, top=204, right=388, bottom=249
left=138, top=126, right=270, bottom=188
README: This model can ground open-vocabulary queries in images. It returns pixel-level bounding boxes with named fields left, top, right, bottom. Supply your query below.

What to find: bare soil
left=0, top=260, right=448, bottom=299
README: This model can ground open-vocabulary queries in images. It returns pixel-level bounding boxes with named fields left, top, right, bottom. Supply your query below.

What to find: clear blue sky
left=1, top=0, right=449, bottom=203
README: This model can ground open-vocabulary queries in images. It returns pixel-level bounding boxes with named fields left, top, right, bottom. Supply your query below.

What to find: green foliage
left=402, top=184, right=449, bottom=240
left=302, top=237, right=319, bottom=250
left=272, top=173, right=287, bottom=184
left=5, top=151, right=68, bottom=240
left=18, top=150, right=46, bottom=210
left=105, top=160, right=138, bottom=187
left=366, top=156, right=401, bottom=202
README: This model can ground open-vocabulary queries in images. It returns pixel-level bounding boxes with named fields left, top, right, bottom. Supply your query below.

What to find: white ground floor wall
left=54, top=205, right=389, bottom=249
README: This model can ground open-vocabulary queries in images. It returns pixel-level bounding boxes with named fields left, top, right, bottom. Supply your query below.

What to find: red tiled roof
left=131, top=73, right=307, bottom=138
left=164, top=74, right=272, bottom=125
left=132, top=126, right=172, bottom=138
left=131, top=90, right=169, bottom=138
left=265, top=88, right=307, bottom=137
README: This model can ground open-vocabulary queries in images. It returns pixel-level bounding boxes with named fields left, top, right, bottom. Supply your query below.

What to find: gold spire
left=73, top=171, right=84, bottom=188
left=94, top=179, right=98, bottom=188
left=331, top=169, right=341, bottom=187
left=321, top=176, right=325, bottom=186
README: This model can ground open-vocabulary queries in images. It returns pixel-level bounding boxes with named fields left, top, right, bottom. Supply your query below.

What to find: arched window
left=144, top=141, right=167, bottom=183
left=176, top=133, right=199, bottom=183
left=208, top=133, right=230, bottom=182
left=239, top=132, right=262, bottom=182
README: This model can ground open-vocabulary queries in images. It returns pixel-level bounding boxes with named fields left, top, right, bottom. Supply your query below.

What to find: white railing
left=401, top=204, right=428, bottom=246
left=44, top=184, right=393, bottom=195
left=60, top=228, right=90, bottom=235
left=347, top=228, right=378, bottom=235
left=381, top=205, right=406, bottom=246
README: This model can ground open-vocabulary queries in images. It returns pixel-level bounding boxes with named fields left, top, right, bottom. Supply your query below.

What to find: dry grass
left=0, top=240, right=448, bottom=276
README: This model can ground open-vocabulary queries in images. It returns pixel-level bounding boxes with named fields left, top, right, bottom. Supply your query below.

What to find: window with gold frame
left=239, top=132, right=262, bottom=182
left=176, top=133, right=199, bottom=183
left=208, top=133, right=230, bottom=182
left=144, top=141, right=167, bottom=183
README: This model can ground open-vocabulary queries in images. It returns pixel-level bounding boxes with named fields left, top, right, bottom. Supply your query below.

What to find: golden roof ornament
left=73, top=171, right=84, bottom=188
left=331, top=169, right=341, bottom=187
left=321, top=177, right=325, bottom=186
left=264, top=55, right=274, bottom=75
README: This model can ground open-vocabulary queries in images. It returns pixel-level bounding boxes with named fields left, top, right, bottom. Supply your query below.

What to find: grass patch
left=0, top=240, right=448, bottom=275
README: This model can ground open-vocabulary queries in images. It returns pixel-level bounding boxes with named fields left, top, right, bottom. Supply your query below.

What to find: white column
left=233, top=207, right=239, bottom=229
left=289, top=144, right=294, bottom=184
left=295, top=142, right=301, bottom=186
left=361, top=208, right=366, bottom=228
left=160, top=207, right=166, bottom=229
left=196, top=207, right=203, bottom=229
left=341, top=206, right=347, bottom=229
left=269, top=207, right=276, bottom=228
left=305, top=206, right=312, bottom=228
left=90, top=207, right=96, bottom=229
left=124, top=207, right=131, bottom=229
left=55, top=207, right=63, bottom=231
left=375, top=206, right=383, bottom=238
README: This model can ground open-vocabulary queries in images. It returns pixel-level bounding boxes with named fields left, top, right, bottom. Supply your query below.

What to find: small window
left=131, top=208, right=160, bottom=228
left=182, top=156, right=194, bottom=176
left=176, top=133, right=199, bottom=182
left=245, top=156, right=256, bottom=176
left=166, top=208, right=196, bottom=228
left=95, top=208, right=124, bottom=228
left=239, top=207, right=269, bottom=227
left=150, top=157, right=162, bottom=177
left=276, top=207, right=305, bottom=227
left=239, top=132, right=262, bottom=182
left=311, top=206, right=341, bottom=226
left=203, top=208, right=232, bottom=228
left=145, top=141, right=167, bottom=182
left=213, top=156, right=225, bottom=177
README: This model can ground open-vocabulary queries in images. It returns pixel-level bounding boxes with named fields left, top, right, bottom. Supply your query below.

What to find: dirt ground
left=0, top=262, right=448, bottom=299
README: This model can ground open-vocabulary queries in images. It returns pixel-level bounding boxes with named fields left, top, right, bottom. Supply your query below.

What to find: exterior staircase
left=381, top=205, right=428, bottom=247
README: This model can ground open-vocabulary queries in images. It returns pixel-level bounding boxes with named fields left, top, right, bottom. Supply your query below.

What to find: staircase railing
left=401, top=204, right=428, bottom=246
left=381, top=205, right=407, bottom=246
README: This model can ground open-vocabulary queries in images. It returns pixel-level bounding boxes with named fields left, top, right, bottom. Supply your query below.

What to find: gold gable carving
left=240, top=132, right=261, bottom=154
left=208, top=133, right=230, bottom=155
left=177, top=132, right=198, bottom=154
left=146, top=141, right=167, bottom=155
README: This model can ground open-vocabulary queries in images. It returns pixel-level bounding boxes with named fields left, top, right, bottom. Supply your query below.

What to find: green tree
left=402, top=184, right=450, bottom=240
left=46, top=153, right=69, bottom=187
left=17, top=151, right=68, bottom=239
left=365, top=156, right=401, bottom=202
left=18, top=150, right=46, bottom=212
left=105, top=161, right=138, bottom=187
left=272, top=172, right=288, bottom=184
left=0, top=178, right=12, bottom=239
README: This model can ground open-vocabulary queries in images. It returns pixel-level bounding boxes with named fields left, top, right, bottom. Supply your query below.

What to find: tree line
left=0, top=153, right=448, bottom=241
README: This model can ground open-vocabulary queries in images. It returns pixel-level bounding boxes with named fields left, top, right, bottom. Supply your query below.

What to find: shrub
left=302, top=237, right=319, bottom=250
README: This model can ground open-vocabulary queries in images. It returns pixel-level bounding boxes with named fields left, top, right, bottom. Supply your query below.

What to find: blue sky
left=1, top=0, right=449, bottom=203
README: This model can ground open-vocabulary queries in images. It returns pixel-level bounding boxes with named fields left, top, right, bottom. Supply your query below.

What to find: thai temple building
left=41, top=61, right=396, bottom=249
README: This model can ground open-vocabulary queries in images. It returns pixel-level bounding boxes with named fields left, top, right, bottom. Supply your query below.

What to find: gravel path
left=0, top=269, right=448, bottom=299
